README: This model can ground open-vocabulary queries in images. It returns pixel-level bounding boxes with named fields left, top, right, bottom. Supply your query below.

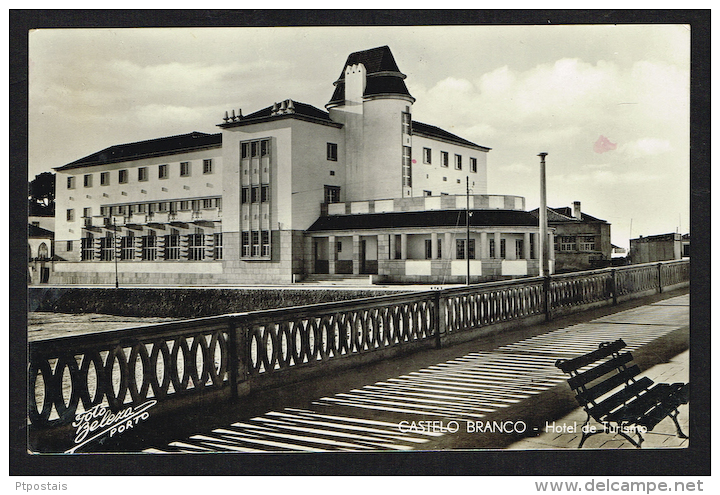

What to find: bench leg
left=669, top=409, right=688, bottom=439
left=616, top=430, right=644, bottom=449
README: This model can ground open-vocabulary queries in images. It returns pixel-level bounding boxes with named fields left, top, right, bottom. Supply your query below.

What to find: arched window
left=38, top=243, right=49, bottom=259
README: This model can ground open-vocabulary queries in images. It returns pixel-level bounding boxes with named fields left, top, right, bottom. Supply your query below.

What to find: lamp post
left=113, top=216, right=119, bottom=289
left=538, top=152, right=548, bottom=277
left=466, top=175, right=471, bottom=285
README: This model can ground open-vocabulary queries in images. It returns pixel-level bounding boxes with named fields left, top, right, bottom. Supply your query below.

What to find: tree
left=29, top=172, right=55, bottom=216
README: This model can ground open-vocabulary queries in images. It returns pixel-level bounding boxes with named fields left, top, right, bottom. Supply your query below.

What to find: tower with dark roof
left=327, top=46, right=417, bottom=202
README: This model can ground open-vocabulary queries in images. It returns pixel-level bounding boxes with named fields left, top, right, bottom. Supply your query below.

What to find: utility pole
left=538, top=152, right=548, bottom=277
left=113, top=216, right=119, bottom=289
left=466, top=175, right=470, bottom=285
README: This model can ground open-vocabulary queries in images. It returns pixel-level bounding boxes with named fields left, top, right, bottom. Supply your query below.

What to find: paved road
left=145, top=293, right=689, bottom=453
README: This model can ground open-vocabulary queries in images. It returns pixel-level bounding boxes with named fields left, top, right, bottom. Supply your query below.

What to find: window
left=141, top=231, right=157, bottom=261
left=251, top=142, right=258, bottom=157
left=180, top=162, right=191, bottom=177
left=138, top=167, right=148, bottom=181
left=191, top=200, right=201, bottom=212
left=251, top=186, right=259, bottom=203
left=394, top=234, right=402, bottom=260
left=455, top=154, right=462, bottom=170
left=83, top=207, right=91, bottom=218
left=67, top=176, right=75, bottom=189
left=530, top=235, right=536, bottom=259
left=579, top=235, right=596, bottom=251
left=425, top=239, right=432, bottom=260
left=203, top=159, right=213, bottom=174
left=251, top=231, right=260, bottom=256
left=336, top=241, right=342, bottom=253
left=136, top=203, right=146, bottom=213
left=401, top=112, right=412, bottom=135
left=214, top=233, right=223, bottom=260
left=423, top=190, right=432, bottom=196
left=241, top=187, right=250, bottom=204
left=241, top=142, right=250, bottom=159
left=261, top=140, right=269, bottom=156
left=81, top=235, right=94, bottom=261
left=100, top=233, right=114, bottom=261
left=66, top=209, right=74, bottom=222
left=470, top=157, right=478, bottom=173
left=84, top=174, right=93, bottom=187
left=327, top=143, right=338, bottom=161
left=516, top=239, right=524, bottom=259
left=500, top=238, right=506, bottom=259
left=158, top=202, right=168, bottom=212
left=489, top=238, right=495, bottom=258
left=559, top=236, right=576, bottom=252
left=441, top=151, right=449, bottom=167
left=437, top=238, right=442, bottom=259
left=456, top=239, right=465, bottom=260
left=261, top=185, right=269, bottom=202
left=203, top=198, right=213, bottom=209
left=188, top=229, right=205, bottom=260
left=261, top=230, right=270, bottom=257
left=324, top=185, right=341, bottom=204
left=423, top=148, right=432, bottom=164
left=241, top=231, right=250, bottom=257
left=100, top=172, right=110, bottom=185
left=180, top=200, right=189, bottom=211
left=118, top=169, right=128, bottom=184
left=158, top=164, right=168, bottom=179
left=120, top=233, right=134, bottom=260
left=165, top=229, right=180, bottom=260
left=402, top=146, right=412, bottom=187
left=65, top=240, right=73, bottom=252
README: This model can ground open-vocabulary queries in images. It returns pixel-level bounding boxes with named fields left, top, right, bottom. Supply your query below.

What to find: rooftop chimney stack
left=573, top=201, right=582, bottom=220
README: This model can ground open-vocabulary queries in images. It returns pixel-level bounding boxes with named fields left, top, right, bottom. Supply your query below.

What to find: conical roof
left=327, top=45, right=414, bottom=106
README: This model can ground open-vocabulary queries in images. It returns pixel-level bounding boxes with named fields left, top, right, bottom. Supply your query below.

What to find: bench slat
left=576, top=365, right=642, bottom=405
left=555, top=339, right=626, bottom=373
left=588, top=376, right=654, bottom=421
left=567, top=352, right=634, bottom=390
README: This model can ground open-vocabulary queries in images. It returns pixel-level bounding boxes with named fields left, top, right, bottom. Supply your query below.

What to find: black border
left=10, top=9, right=710, bottom=476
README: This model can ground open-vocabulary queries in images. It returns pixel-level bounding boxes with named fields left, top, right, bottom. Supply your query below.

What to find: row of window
left=241, top=139, right=270, bottom=159
left=80, top=230, right=222, bottom=261
left=241, top=185, right=270, bottom=204
left=66, top=198, right=222, bottom=222
left=422, top=148, right=478, bottom=172
left=66, top=159, right=214, bottom=189
left=389, top=237, right=535, bottom=260
left=556, top=235, right=597, bottom=252
left=241, top=230, right=271, bottom=257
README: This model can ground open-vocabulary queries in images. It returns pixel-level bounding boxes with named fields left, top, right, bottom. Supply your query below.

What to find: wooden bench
left=555, top=339, right=689, bottom=448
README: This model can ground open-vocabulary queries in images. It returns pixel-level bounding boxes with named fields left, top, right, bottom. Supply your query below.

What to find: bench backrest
left=555, top=339, right=654, bottom=422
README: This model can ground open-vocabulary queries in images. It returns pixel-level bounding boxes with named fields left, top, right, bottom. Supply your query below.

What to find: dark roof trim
left=529, top=207, right=608, bottom=224
left=307, top=209, right=539, bottom=232
left=412, top=121, right=490, bottom=152
left=218, top=112, right=343, bottom=130
left=55, top=132, right=222, bottom=171
left=28, top=224, right=54, bottom=238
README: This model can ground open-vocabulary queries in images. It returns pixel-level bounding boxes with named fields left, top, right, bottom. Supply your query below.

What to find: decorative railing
left=28, top=260, right=688, bottom=431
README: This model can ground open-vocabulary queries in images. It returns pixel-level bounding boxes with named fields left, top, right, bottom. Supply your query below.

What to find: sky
left=28, top=24, right=691, bottom=249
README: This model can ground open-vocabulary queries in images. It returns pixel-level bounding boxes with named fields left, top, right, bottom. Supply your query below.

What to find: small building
left=629, top=233, right=683, bottom=264
left=28, top=223, right=54, bottom=284
left=681, top=234, right=690, bottom=257
left=531, top=201, right=612, bottom=272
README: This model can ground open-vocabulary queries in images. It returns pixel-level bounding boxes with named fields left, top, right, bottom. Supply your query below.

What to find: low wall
left=28, top=287, right=407, bottom=318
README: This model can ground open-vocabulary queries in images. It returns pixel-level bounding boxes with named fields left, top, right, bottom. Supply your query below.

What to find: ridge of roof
left=240, top=100, right=333, bottom=122
left=54, top=132, right=222, bottom=171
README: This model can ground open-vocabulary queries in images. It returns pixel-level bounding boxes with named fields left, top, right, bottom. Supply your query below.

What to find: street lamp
left=113, top=216, right=119, bottom=288
left=538, top=152, right=548, bottom=277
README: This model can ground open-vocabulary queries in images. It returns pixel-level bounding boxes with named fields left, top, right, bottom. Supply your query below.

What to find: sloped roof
left=412, top=121, right=490, bottom=151
left=328, top=45, right=414, bottom=105
left=54, top=132, right=222, bottom=171
left=529, top=207, right=608, bottom=224
left=217, top=100, right=340, bottom=129
left=308, top=209, right=539, bottom=232
left=28, top=224, right=54, bottom=238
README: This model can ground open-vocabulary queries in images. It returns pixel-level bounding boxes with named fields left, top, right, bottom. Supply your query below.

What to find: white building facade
left=49, top=46, right=552, bottom=285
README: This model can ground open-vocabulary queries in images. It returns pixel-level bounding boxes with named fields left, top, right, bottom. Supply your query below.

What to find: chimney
left=572, top=201, right=582, bottom=220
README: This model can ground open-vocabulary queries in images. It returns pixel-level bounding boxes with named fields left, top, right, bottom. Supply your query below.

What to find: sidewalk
left=508, top=350, right=689, bottom=450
